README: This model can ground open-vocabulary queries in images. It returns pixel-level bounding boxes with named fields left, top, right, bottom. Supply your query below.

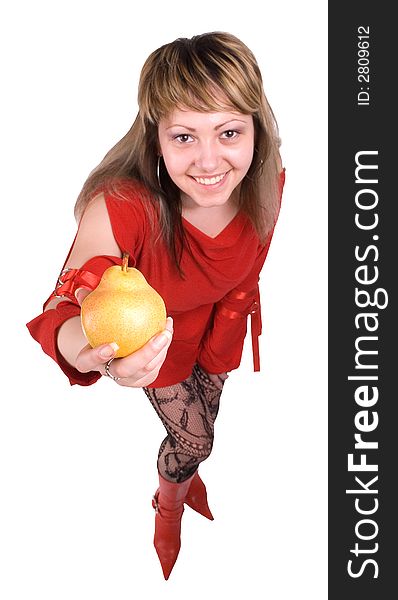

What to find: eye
left=221, top=129, right=240, bottom=140
left=173, top=134, right=194, bottom=143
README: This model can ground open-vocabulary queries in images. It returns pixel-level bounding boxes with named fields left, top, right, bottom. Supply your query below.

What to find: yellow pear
left=81, top=253, right=167, bottom=357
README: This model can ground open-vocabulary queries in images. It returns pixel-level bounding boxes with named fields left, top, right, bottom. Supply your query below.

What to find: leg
left=143, top=364, right=224, bottom=483
left=182, top=365, right=224, bottom=519
left=143, top=364, right=226, bottom=579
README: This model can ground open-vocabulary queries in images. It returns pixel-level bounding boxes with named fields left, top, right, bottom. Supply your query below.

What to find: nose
left=194, top=140, right=221, bottom=173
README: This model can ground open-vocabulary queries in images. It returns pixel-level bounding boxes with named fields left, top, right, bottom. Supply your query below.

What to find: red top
left=27, top=171, right=285, bottom=387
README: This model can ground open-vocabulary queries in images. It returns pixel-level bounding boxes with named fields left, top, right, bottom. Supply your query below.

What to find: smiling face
left=157, top=107, right=255, bottom=210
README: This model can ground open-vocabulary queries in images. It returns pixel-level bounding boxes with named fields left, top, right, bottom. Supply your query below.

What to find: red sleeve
left=196, top=234, right=274, bottom=374
left=26, top=254, right=124, bottom=386
left=197, top=169, right=285, bottom=374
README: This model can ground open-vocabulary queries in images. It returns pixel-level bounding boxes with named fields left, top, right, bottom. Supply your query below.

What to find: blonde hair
left=75, top=32, right=282, bottom=270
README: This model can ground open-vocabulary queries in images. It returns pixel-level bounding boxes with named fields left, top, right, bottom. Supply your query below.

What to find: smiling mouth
left=190, top=171, right=229, bottom=186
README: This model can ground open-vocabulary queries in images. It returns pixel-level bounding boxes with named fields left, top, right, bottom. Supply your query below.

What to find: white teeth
left=193, top=172, right=227, bottom=185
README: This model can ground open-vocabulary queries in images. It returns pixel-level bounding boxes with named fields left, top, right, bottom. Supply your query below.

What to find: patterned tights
left=143, top=364, right=225, bottom=483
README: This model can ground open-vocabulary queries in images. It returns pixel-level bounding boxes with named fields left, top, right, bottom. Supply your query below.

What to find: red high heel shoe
left=184, top=471, right=214, bottom=520
left=152, top=473, right=195, bottom=580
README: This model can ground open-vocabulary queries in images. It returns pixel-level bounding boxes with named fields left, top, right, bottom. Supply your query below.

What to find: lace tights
left=143, top=364, right=225, bottom=483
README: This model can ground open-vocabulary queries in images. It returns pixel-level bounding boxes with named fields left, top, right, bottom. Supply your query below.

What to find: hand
left=74, top=287, right=173, bottom=387
left=75, top=316, right=173, bottom=387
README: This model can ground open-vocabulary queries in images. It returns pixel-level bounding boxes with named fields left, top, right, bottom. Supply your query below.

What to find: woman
left=27, top=31, right=285, bottom=579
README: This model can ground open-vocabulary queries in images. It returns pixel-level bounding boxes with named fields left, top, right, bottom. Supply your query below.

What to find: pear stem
left=122, top=252, right=129, bottom=273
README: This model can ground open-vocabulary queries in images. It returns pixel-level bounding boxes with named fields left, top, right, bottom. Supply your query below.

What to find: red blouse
left=27, top=171, right=285, bottom=388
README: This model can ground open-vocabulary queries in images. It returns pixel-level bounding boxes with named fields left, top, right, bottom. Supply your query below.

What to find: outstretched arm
left=27, top=193, right=173, bottom=387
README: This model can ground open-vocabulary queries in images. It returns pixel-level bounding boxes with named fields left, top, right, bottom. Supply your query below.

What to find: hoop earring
left=245, top=158, right=265, bottom=182
left=156, top=155, right=162, bottom=189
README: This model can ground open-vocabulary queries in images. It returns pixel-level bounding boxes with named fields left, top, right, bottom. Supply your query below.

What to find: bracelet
left=104, top=358, right=121, bottom=382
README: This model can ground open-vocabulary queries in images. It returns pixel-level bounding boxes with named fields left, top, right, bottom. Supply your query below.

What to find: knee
left=180, top=431, right=214, bottom=464
left=197, top=435, right=214, bottom=463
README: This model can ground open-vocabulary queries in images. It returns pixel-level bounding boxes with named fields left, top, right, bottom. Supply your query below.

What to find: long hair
left=74, top=32, right=282, bottom=272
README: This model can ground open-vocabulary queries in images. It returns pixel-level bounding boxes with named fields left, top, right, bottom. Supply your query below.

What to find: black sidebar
left=329, top=2, right=395, bottom=598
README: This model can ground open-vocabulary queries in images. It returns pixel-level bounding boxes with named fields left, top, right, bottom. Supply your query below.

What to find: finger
left=75, top=342, right=119, bottom=373
left=143, top=342, right=170, bottom=373
left=125, top=330, right=173, bottom=384
left=125, top=366, right=163, bottom=388
left=113, top=329, right=173, bottom=380
left=165, top=316, right=173, bottom=333
left=118, top=346, right=168, bottom=387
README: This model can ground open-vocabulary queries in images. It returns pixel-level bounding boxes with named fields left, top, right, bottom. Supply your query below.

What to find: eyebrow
left=166, top=119, right=248, bottom=131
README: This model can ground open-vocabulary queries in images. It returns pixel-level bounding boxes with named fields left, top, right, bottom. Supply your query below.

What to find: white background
left=0, top=1, right=327, bottom=598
